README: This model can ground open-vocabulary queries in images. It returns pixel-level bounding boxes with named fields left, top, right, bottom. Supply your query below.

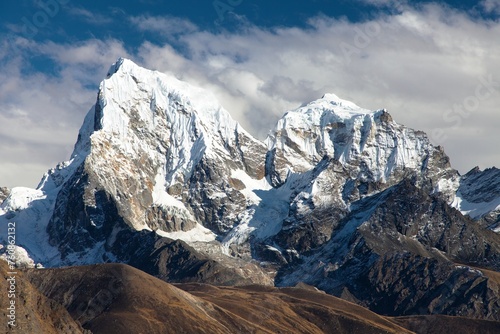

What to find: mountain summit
left=1, top=59, right=500, bottom=321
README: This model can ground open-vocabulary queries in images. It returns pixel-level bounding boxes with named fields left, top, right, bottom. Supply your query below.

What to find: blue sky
left=1, top=0, right=500, bottom=188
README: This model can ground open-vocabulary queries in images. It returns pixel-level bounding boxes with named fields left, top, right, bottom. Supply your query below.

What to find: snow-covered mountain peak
left=265, top=93, right=455, bottom=193
left=452, top=166, right=500, bottom=227
left=0, top=59, right=272, bottom=266
left=318, top=93, right=369, bottom=112
left=48, top=59, right=271, bottom=242
left=39, top=57, right=245, bottom=196
left=88, top=57, right=263, bottom=185
left=97, top=58, right=238, bottom=141
left=283, top=94, right=375, bottom=129
left=269, top=93, right=395, bottom=141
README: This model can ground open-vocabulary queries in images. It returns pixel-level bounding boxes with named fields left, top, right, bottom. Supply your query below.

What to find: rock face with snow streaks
left=39, top=58, right=268, bottom=262
left=452, top=167, right=500, bottom=232
left=261, top=94, right=460, bottom=257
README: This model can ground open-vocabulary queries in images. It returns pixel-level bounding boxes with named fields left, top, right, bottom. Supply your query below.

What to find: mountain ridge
left=3, top=261, right=499, bottom=334
left=1, top=58, right=499, bottom=323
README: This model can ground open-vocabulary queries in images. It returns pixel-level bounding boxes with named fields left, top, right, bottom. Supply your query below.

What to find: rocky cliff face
left=0, top=187, right=9, bottom=203
left=7, top=58, right=266, bottom=265
left=275, top=179, right=500, bottom=319
left=453, top=167, right=500, bottom=232
left=266, top=95, right=456, bottom=195
left=1, top=58, right=499, bottom=321
left=259, top=95, right=460, bottom=260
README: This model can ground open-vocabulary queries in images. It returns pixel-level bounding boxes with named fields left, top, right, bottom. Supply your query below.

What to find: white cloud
left=135, top=7, right=500, bottom=142
left=133, top=6, right=500, bottom=174
left=130, top=15, right=198, bottom=37
left=0, top=37, right=131, bottom=188
left=68, top=7, right=113, bottom=25
left=353, top=0, right=407, bottom=12
left=480, top=0, right=500, bottom=15
left=1, top=4, right=500, bottom=188
left=355, top=0, right=401, bottom=6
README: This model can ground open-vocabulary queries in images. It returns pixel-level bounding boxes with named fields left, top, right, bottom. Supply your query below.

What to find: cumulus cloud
left=1, top=3, right=500, bottom=188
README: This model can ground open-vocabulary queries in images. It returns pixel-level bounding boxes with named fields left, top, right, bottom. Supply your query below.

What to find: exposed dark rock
left=275, top=179, right=500, bottom=321
left=459, top=167, right=500, bottom=204
left=47, top=164, right=129, bottom=258
left=145, top=205, right=196, bottom=232
left=108, top=228, right=272, bottom=286
left=378, top=109, right=393, bottom=123
left=0, top=187, right=10, bottom=204
left=187, top=157, right=248, bottom=234
left=361, top=253, right=500, bottom=319
left=394, top=315, right=500, bottom=334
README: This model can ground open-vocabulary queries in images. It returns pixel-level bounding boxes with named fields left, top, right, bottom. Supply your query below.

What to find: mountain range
left=1, top=58, right=499, bottom=332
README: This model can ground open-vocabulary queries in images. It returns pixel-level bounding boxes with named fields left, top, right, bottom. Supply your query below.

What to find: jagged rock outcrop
left=0, top=187, right=9, bottom=204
